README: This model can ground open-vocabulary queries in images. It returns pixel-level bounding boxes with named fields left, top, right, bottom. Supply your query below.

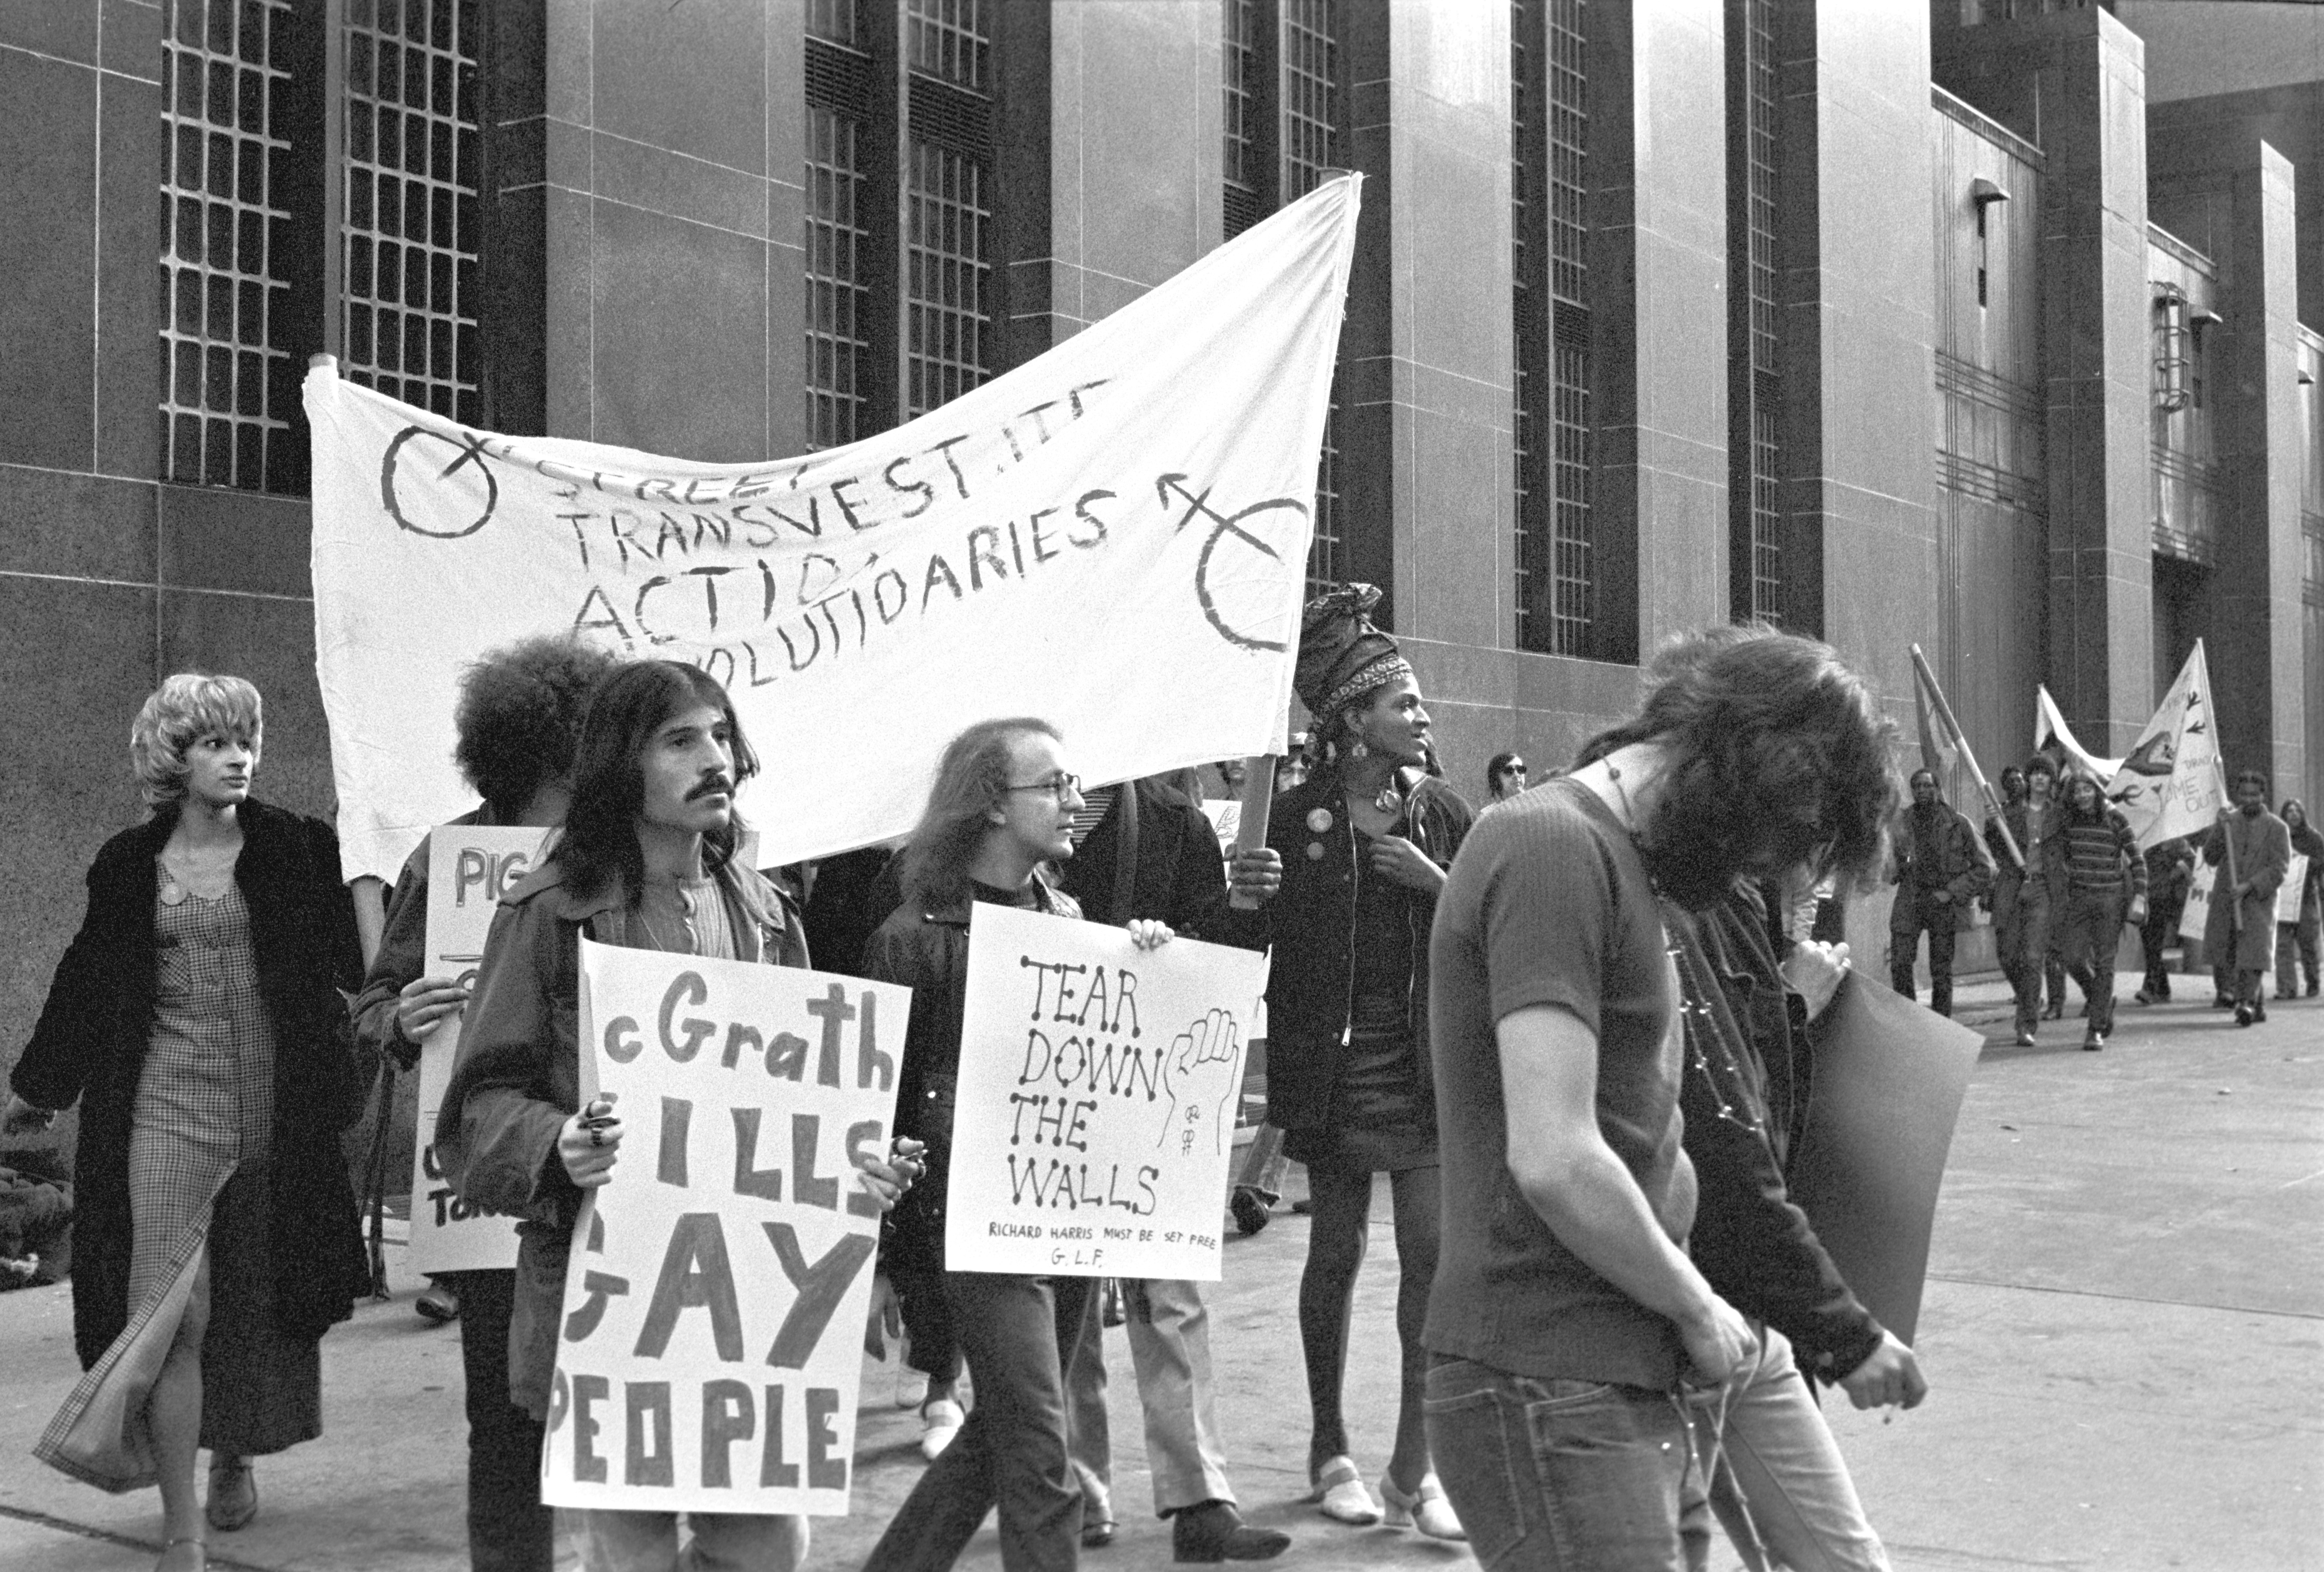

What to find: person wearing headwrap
left=1217, top=584, right=1473, bottom=1541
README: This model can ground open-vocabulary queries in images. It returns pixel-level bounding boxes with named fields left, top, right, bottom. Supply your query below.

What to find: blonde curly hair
left=131, top=674, right=263, bottom=806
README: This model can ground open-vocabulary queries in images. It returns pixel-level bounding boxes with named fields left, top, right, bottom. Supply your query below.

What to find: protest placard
left=308, top=176, right=1360, bottom=885
left=540, top=940, right=906, bottom=1515
left=945, top=903, right=1268, bottom=1281
left=2278, top=854, right=2310, bottom=927
left=408, top=825, right=547, bottom=1274
left=1785, top=976, right=1983, bottom=1345
left=2182, top=860, right=2217, bottom=943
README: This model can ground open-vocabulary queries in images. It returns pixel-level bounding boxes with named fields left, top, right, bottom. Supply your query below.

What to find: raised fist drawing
left=1159, top=1009, right=1244, bottom=1155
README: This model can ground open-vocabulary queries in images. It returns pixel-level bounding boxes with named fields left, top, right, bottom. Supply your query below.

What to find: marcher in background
left=2202, top=772, right=2291, bottom=1026
left=438, top=661, right=916, bottom=1572
left=1049, top=771, right=1290, bottom=1563
left=2275, top=799, right=2323, bottom=1000
left=1987, top=756, right=2066, bottom=1046
left=2054, top=771, right=2147, bottom=1051
left=347, top=631, right=620, bottom=1572
left=857, top=719, right=1170, bottom=1572
left=1887, top=769, right=1988, bottom=1018
left=1220, top=584, right=1472, bottom=1539
left=1485, top=752, right=1528, bottom=802
left=3, top=676, right=366, bottom=1572
left=1424, top=629, right=1896, bottom=1570
left=2133, top=836, right=2197, bottom=1006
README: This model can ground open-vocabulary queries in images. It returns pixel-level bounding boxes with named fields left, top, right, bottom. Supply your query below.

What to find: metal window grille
left=1281, top=0, right=1337, bottom=199
left=160, top=0, right=295, bottom=490
left=808, top=0, right=860, bottom=49
left=1513, top=0, right=1539, bottom=648
left=1738, top=0, right=1781, bottom=623
left=1223, top=0, right=1259, bottom=238
left=1283, top=0, right=1344, bottom=594
left=805, top=105, right=870, bottom=449
left=906, top=140, right=991, bottom=418
left=340, top=0, right=481, bottom=423
left=909, top=0, right=989, bottom=93
left=1545, top=0, right=1592, bottom=655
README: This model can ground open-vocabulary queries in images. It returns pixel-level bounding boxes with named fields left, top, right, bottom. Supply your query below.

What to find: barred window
left=1223, top=0, right=1259, bottom=239
left=1731, top=0, right=1782, bottom=624
left=341, top=0, right=481, bottom=423
left=909, top=0, right=989, bottom=93
left=906, top=141, right=991, bottom=418
left=808, top=0, right=860, bottom=49
left=160, top=0, right=296, bottom=490
left=806, top=105, right=871, bottom=448
left=1542, top=0, right=1593, bottom=655
left=1513, top=0, right=1538, bottom=648
left=1283, top=0, right=1345, bottom=594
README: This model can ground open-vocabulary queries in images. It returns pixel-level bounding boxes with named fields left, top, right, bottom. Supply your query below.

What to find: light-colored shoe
left=1307, top=1456, right=1381, bottom=1525
left=1381, top=1472, right=1465, bottom=1541
left=919, top=1398, right=965, bottom=1461
left=156, top=1539, right=207, bottom=1572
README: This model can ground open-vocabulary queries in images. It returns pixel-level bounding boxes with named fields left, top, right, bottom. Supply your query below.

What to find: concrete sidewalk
left=1, top=969, right=2317, bottom=1571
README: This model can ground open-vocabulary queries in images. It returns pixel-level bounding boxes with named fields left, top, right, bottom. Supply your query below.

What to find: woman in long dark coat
left=2, top=675, right=366, bottom=1572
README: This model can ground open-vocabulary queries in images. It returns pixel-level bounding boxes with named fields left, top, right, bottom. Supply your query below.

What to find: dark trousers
left=2278, top=916, right=2321, bottom=998
left=2058, top=888, right=2125, bottom=1035
left=447, top=1267, right=552, bottom=1572
left=1888, top=891, right=1958, bottom=1016
left=862, top=1271, right=1097, bottom=1572
left=2139, top=901, right=2184, bottom=997
left=1996, top=887, right=2054, bottom=1033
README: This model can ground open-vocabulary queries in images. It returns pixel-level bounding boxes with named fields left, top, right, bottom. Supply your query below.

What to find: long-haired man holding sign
left=437, top=661, right=918, bottom=1572
left=858, top=718, right=1175, bottom=1572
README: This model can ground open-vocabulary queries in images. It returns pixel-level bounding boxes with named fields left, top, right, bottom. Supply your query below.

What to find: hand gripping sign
left=542, top=939, right=907, bottom=1515
left=410, top=825, right=548, bottom=1273
left=945, top=904, right=1270, bottom=1281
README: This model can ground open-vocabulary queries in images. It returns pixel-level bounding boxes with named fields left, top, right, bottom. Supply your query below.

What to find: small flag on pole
left=1909, top=645, right=2021, bottom=873
left=2034, top=686, right=2124, bottom=782
left=2105, top=640, right=2226, bottom=849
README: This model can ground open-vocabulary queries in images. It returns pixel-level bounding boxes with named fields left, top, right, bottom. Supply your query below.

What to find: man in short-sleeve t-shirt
left=1425, top=778, right=1697, bottom=1386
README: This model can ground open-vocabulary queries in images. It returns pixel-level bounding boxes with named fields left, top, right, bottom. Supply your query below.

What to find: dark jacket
left=10, top=799, right=368, bottom=1368
left=436, top=854, right=806, bottom=1415
left=860, top=874, right=1079, bottom=1259
left=1054, top=778, right=1231, bottom=934
left=1214, top=768, right=1474, bottom=1132
left=1984, top=798, right=2070, bottom=909
left=1890, top=798, right=1989, bottom=932
left=349, top=805, right=496, bottom=1074
left=1670, top=888, right=1883, bottom=1383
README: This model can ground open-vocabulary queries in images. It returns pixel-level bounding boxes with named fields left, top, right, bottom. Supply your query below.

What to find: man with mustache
left=439, top=660, right=917, bottom=1572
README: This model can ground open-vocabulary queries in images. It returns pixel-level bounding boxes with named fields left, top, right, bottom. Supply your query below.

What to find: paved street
left=1, top=970, right=2318, bottom=1572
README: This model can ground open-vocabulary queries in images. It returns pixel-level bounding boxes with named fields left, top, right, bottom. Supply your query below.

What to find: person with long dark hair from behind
left=1424, top=628, right=1897, bottom=1569
left=3, top=676, right=366, bottom=1572
left=437, top=660, right=917, bottom=1572
left=1218, top=584, right=1472, bottom=1541
left=857, top=718, right=1176, bottom=1572
left=348, top=631, right=622, bottom=1572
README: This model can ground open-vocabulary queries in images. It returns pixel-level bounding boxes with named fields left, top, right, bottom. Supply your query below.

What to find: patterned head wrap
left=1294, top=583, right=1412, bottom=722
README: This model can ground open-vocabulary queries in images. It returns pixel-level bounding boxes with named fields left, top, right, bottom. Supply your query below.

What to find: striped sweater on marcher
left=2060, top=808, right=2147, bottom=897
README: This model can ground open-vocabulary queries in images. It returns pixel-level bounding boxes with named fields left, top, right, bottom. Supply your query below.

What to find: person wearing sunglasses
left=1486, top=754, right=1529, bottom=803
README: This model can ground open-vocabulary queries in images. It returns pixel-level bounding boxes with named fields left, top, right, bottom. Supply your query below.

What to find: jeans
left=2058, top=888, right=2125, bottom=1033
left=1424, top=1357, right=1693, bottom=1571
left=1062, top=1278, right=1237, bottom=1518
left=861, top=1272, right=1093, bottom=1572
left=2277, top=915, right=2320, bottom=997
left=449, top=1267, right=553, bottom=1572
left=1681, top=1327, right=1889, bottom=1572
left=575, top=1509, right=805, bottom=1572
left=1995, top=884, right=2053, bottom=1032
left=1886, top=892, right=1957, bottom=1016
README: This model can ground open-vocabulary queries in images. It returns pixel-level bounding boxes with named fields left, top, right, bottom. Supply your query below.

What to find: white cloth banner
left=542, top=940, right=907, bottom=1515
left=2182, top=861, right=2216, bottom=943
left=409, top=825, right=546, bottom=1273
left=309, top=178, right=1361, bottom=883
left=945, top=903, right=1269, bottom=1281
left=2034, top=685, right=2123, bottom=782
left=2107, top=640, right=2225, bottom=850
